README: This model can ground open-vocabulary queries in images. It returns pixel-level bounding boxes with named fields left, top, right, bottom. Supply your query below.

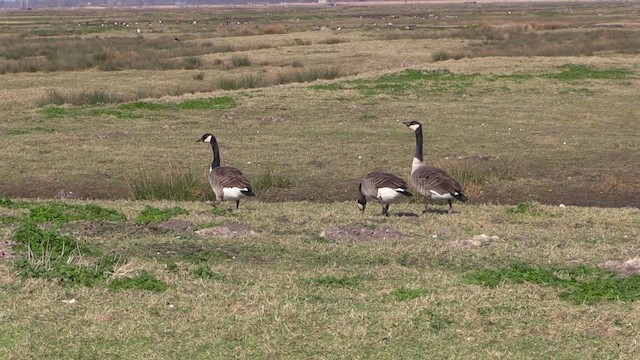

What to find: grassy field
left=1, top=1, right=640, bottom=358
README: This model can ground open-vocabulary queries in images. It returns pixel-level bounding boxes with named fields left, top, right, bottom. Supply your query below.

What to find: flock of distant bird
left=197, top=120, right=467, bottom=216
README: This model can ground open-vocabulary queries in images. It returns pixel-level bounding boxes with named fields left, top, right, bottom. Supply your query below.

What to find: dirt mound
left=321, top=224, right=403, bottom=242
left=153, top=219, right=195, bottom=232
left=196, top=222, right=258, bottom=238
left=600, top=258, right=640, bottom=277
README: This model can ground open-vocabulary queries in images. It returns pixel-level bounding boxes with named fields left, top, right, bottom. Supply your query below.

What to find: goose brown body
left=403, top=120, right=467, bottom=213
left=197, top=133, right=255, bottom=209
left=357, top=171, right=412, bottom=216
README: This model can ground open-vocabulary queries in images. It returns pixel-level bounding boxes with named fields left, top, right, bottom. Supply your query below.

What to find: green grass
left=545, top=64, right=635, bottom=81
left=134, top=206, right=189, bottom=225
left=12, top=221, right=123, bottom=286
left=392, top=287, right=430, bottom=301
left=466, top=262, right=640, bottom=304
left=26, top=202, right=126, bottom=224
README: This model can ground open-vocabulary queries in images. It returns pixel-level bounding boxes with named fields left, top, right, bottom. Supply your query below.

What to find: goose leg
left=422, top=197, right=430, bottom=214
left=382, top=204, right=390, bottom=217
left=235, top=200, right=240, bottom=210
left=448, top=200, right=453, bottom=213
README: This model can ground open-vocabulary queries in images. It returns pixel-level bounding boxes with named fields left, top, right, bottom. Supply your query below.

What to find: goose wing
left=365, top=171, right=409, bottom=190
left=411, top=165, right=466, bottom=201
left=211, top=166, right=253, bottom=189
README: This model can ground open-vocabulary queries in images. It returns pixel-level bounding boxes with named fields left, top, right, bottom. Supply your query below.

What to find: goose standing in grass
left=357, top=171, right=412, bottom=216
left=197, top=133, right=255, bottom=209
left=402, top=120, right=467, bottom=213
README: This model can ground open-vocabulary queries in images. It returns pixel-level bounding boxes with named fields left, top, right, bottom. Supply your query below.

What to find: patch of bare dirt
left=196, top=222, right=259, bottom=238
left=152, top=219, right=195, bottom=232
left=0, top=240, right=16, bottom=262
left=63, top=221, right=150, bottom=237
left=321, top=224, right=403, bottom=243
left=450, top=234, right=502, bottom=249
left=600, top=258, right=640, bottom=277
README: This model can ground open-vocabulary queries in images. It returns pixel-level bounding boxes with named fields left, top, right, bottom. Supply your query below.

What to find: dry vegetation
left=1, top=1, right=640, bottom=358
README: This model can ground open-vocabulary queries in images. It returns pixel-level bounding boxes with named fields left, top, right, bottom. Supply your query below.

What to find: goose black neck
left=414, top=126, right=424, bottom=162
left=210, top=138, right=221, bottom=168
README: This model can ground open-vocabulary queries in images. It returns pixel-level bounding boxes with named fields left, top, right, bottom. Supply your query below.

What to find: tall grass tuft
left=214, top=73, right=267, bottom=90
left=274, top=66, right=341, bottom=84
left=231, top=55, right=252, bottom=67
left=129, top=166, right=212, bottom=201
left=36, top=88, right=124, bottom=107
left=253, top=170, right=294, bottom=193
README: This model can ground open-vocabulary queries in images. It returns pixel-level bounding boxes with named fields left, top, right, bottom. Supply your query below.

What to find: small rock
left=450, top=234, right=501, bottom=248
left=62, top=299, right=77, bottom=304
left=55, top=190, right=81, bottom=200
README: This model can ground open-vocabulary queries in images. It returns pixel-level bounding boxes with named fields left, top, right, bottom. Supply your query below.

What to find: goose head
left=402, top=120, right=422, bottom=132
left=356, top=184, right=366, bottom=212
left=197, top=133, right=216, bottom=143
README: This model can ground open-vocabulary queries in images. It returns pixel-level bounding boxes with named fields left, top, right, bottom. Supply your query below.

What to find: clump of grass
left=431, top=50, right=467, bottom=62
left=182, top=56, right=202, bottom=70
left=13, top=221, right=123, bottom=286
left=291, top=60, right=304, bottom=68
left=192, top=72, right=205, bottom=80
left=506, top=202, right=535, bottom=214
left=0, top=197, right=31, bottom=209
left=192, top=264, right=226, bottom=281
left=214, top=73, right=267, bottom=90
left=307, top=275, right=361, bottom=288
left=135, top=206, right=189, bottom=225
left=319, top=37, right=347, bottom=45
left=231, top=55, right=251, bottom=67
left=108, top=271, right=168, bottom=292
left=252, top=170, right=294, bottom=193
left=36, top=88, right=124, bottom=107
left=275, top=66, right=341, bottom=84
left=466, top=262, right=640, bottom=304
left=392, top=287, right=429, bottom=301
left=129, top=166, right=211, bottom=201
left=262, top=24, right=287, bottom=34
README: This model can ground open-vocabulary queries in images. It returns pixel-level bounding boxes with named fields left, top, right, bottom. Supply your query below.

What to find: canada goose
left=197, top=133, right=255, bottom=209
left=357, top=171, right=412, bottom=216
left=402, top=120, right=467, bottom=213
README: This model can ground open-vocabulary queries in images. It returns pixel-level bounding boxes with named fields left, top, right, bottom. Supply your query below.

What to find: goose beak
left=196, top=138, right=203, bottom=143
left=402, top=120, right=412, bottom=126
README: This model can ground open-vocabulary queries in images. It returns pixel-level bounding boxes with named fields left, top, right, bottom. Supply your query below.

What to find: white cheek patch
left=409, top=124, right=420, bottom=131
left=204, top=135, right=213, bottom=143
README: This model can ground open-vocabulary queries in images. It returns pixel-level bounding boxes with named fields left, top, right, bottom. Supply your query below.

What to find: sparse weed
left=392, top=287, right=429, bottom=301
left=108, top=271, right=168, bottom=292
left=192, top=264, right=226, bottom=281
